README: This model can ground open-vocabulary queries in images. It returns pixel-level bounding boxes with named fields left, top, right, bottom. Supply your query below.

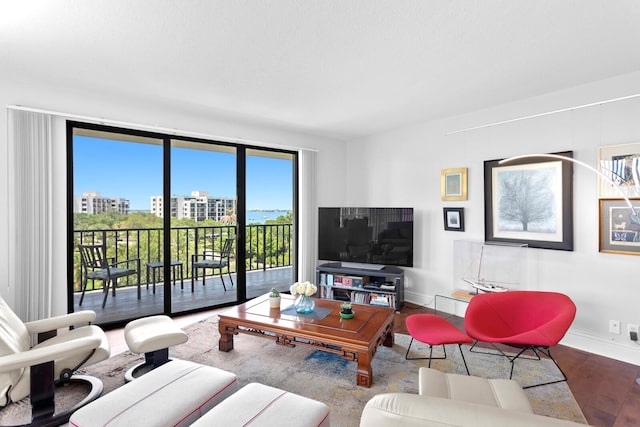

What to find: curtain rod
left=6, top=104, right=319, bottom=152
left=445, top=93, right=640, bottom=135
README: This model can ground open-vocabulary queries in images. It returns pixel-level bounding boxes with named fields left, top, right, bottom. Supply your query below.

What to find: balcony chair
left=0, top=295, right=110, bottom=426
left=464, top=290, right=576, bottom=388
left=191, top=237, right=235, bottom=292
left=77, top=244, right=141, bottom=309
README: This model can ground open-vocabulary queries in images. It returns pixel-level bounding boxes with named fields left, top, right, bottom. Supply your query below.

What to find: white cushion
left=124, top=315, right=188, bottom=354
left=418, top=367, right=533, bottom=413
left=69, top=360, right=238, bottom=427
left=361, top=393, right=586, bottom=427
left=192, top=383, right=330, bottom=427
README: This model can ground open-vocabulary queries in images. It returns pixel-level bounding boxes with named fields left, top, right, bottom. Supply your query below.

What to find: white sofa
left=360, top=367, right=590, bottom=427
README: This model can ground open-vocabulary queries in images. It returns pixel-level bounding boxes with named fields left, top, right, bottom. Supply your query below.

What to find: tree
left=498, top=169, right=555, bottom=232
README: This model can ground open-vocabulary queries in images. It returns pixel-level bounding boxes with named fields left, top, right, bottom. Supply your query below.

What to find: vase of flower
left=294, top=294, right=315, bottom=314
left=290, top=281, right=318, bottom=314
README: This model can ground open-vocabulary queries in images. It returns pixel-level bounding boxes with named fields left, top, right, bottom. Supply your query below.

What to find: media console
left=316, top=262, right=404, bottom=311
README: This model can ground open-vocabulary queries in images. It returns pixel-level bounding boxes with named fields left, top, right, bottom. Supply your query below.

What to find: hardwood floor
left=104, top=298, right=640, bottom=426
left=395, top=302, right=640, bottom=427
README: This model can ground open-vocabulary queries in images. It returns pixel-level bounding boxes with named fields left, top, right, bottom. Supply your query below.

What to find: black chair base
left=470, top=341, right=567, bottom=389
left=124, top=348, right=172, bottom=382
left=1, top=375, right=103, bottom=427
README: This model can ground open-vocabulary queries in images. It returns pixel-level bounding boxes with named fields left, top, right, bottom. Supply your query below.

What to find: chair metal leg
left=458, top=344, right=470, bottom=375
left=405, top=338, right=470, bottom=375
left=228, top=271, right=234, bottom=287
left=517, top=346, right=568, bottom=389
left=78, top=277, right=88, bottom=306
left=219, top=269, right=227, bottom=292
left=478, top=343, right=568, bottom=389
left=102, top=280, right=114, bottom=308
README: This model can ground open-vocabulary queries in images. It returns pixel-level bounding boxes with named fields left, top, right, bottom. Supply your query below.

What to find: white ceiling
left=2, top=1, right=640, bottom=140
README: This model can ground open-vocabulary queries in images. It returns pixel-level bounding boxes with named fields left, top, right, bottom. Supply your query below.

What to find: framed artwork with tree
left=484, top=151, right=574, bottom=250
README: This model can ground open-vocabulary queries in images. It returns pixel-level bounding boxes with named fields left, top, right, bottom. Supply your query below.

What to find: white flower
left=290, top=281, right=317, bottom=296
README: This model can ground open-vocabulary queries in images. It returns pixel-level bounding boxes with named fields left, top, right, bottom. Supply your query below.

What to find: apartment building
left=150, top=191, right=236, bottom=222
left=73, top=191, right=130, bottom=215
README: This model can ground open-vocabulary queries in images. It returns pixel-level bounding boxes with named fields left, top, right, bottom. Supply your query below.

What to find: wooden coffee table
left=218, top=293, right=395, bottom=387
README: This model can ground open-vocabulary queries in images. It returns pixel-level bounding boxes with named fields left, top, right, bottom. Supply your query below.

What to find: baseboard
left=561, top=330, right=640, bottom=366
left=405, top=293, right=640, bottom=366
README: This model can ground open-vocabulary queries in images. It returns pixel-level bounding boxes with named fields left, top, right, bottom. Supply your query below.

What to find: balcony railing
left=73, top=224, right=293, bottom=292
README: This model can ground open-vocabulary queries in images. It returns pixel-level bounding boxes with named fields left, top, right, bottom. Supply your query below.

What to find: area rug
left=74, top=315, right=587, bottom=426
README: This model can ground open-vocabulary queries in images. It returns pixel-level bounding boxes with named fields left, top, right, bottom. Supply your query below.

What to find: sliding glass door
left=169, top=139, right=239, bottom=311
left=70, top=127, right=165, bottom=324
left=68, top=123, right=297, bottom=326
left=245, top=149, right=295, bottom=299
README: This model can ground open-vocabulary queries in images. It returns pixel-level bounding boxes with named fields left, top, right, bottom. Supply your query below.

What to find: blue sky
left=73, top=136, right=293, bottom=211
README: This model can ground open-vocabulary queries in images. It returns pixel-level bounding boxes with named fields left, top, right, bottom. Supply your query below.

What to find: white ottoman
left=69, top=360, right=239, bottom=427
left=192, top=383, right=330, bottom=427
left=124, top=314, right=188, bottom=380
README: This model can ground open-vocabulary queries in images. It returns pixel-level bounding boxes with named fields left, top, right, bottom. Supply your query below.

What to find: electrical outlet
left=628, top=324, right=639, bottom=341
left=609, top=320, right=621, bottom=334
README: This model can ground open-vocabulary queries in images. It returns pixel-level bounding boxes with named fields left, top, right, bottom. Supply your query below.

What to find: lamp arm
left=498, top=153, right=639, bottom=219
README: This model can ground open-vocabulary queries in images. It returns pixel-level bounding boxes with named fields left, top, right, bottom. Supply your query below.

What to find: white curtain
left=7, top=110, right=54, bottom=321
left=297, top=149, right=318, bottom=283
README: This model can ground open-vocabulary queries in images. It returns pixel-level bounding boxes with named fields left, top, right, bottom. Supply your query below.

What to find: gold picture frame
left=441, top=168, right=468, bottom=201
left=599, top=198, right=640, bottom=255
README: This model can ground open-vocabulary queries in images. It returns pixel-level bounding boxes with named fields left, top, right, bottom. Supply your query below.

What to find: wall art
left=484, top=151, right=573, bottom=250
left=599, top=198, right=640, bottom=255
left=441, top=168, right=468, bottom=201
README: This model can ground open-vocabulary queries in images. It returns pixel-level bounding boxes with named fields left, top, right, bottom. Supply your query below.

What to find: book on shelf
left=350, top=291, right=369, bottom=304
left=369, top=293, right=392, bottom=307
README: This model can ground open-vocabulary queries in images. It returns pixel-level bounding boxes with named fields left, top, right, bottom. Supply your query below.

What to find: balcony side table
left=146, top=260, right=184, bottom=293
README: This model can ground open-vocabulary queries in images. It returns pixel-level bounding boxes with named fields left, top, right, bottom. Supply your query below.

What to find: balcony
left=74, top=224, right=294, bottom=325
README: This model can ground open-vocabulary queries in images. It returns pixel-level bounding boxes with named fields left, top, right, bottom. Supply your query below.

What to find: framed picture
left=443, top=207, right=465, bottom=231
left=599, top=198, right=640, bottom=255
left=441, top=168, right=468, bottom=201
left=484, top=151, right=573, bottom=250
left=598, top=142, right=640, bottom=198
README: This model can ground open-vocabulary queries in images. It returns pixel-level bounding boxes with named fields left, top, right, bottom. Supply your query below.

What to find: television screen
left=318, top=207, right=414, bottom=267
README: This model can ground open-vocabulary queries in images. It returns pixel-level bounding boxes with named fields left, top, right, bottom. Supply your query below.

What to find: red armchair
left=464, top=290, right=576, bottom=388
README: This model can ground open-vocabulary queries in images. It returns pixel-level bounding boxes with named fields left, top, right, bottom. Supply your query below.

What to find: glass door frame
left=66, top=121, right=298, bottom=326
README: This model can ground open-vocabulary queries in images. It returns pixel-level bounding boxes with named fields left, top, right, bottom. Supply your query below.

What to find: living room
left=1, top=1, right=640, bottom=426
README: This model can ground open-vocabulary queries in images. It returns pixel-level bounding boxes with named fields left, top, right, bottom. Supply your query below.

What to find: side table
left=146, top=260, right=184, bottom=293
left=434, top=289, right=475, bottom=315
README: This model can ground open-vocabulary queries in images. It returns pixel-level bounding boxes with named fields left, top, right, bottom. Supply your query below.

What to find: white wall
left=0, top=75, right=347, bottom=317
left=345, top=71, right=640, bottom=365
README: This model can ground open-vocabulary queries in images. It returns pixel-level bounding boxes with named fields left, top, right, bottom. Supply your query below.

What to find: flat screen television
left=318, top=207, right=414, bottom=268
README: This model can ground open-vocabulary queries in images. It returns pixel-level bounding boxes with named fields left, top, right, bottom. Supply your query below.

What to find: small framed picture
left=441, top=168, right=468, bottom=201
left=443, top=207, right=465, bottom=231
left=598, top=143, right=640, bottom=198
left=599, top=198, right=640, bottom=255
